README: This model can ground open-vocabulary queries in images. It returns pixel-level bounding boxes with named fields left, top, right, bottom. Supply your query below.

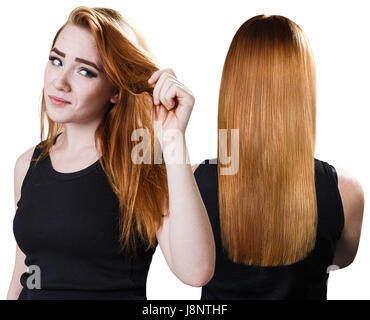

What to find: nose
left=53, top=68, right=71, bottom=92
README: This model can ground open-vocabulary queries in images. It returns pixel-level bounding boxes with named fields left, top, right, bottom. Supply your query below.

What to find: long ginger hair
left=218, top=15, right=317, bottom=266
left=33, top=6, right=168, bottom=256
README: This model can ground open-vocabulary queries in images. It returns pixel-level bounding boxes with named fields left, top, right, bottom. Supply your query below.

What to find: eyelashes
left=48, top=56, right=97, bottom=78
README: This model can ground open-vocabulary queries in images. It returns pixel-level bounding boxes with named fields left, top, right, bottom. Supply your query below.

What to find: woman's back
left=194, top=158, right=346, bottom=299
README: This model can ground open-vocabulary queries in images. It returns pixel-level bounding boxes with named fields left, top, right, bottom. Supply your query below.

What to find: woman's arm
left=332, top=168, right=365, bottom=269
left=7, top=146, right=35, bottom=299
left=149, top=69, right=215, bottom=287
left=156, top=143, right=215, bottom=287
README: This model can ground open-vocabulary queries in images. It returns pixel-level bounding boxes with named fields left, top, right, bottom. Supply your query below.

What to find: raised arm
left=149, top=69, right=215, bottom=286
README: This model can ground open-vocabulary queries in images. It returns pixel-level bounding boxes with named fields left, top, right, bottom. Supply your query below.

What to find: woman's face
left=43, top=24, right=117, bottom=124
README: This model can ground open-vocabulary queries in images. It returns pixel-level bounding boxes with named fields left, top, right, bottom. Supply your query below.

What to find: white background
left=0, top=0, right=369, bottom=300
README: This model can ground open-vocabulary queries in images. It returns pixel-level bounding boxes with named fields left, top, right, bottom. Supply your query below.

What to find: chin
left=45, top=106, right=73, bottom=124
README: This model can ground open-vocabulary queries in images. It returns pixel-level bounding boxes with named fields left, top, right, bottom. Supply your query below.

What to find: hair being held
left=35, top=6, right=169, bottom=257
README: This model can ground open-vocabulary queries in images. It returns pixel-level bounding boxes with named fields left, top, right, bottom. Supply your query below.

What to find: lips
left=48, top=95, right=71, bottom=105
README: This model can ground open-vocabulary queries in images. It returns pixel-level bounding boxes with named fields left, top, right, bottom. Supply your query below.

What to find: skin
left=43, top=24, right=118, bottom=169
left=332, top=168, right=364, bottom=268
left=149, top=69, right=215, bottom=287
left=7, top=24, right=215, bottom=299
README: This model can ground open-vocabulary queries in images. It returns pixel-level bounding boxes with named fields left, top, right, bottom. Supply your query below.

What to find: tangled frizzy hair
left=35, top=6, right=169, bottom=257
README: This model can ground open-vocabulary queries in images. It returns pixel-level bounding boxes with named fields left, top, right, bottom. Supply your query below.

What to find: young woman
left=7, top=6, right=215, bottom=300
left=193, top=15, right=364, bottom=299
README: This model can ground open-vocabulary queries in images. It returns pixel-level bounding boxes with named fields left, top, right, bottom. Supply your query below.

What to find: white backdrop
left=0, top=0, right=368, bottom=300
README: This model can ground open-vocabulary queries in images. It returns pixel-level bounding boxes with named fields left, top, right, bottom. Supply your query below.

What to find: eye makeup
left=48, top=55, right=98, bottom=78
left=50, top=47, right=103, bottom=72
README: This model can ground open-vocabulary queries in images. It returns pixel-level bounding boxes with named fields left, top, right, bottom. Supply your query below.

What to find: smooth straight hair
left=33, top=7, right=169, bottom=257
left=218, top=15, right=317, bottom=266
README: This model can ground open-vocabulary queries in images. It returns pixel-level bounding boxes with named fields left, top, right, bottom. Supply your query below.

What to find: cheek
left=77, top=81, right=113, bottom=111
left=43, top=67, right=54, bottom=98
left=80, top=81, right=113, bottom=105
left=44, top=65, right=52, bottom=84
left=44, top=65, right=60, bottom=91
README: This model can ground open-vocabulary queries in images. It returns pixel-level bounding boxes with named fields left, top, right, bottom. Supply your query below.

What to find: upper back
left=194, top=158, right=345, bottom=299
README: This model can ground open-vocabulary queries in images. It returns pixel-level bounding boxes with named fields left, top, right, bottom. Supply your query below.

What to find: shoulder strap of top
left=30, top=132, right=62, bottom=165
left=329, top=164, right=338, bottom=185
left=193, top=158, right=218, bottom=187
left=17, top=142, right=45, bottom=206
left=318, top=160, right=345, bottom=239
left=32, top=142, right=43, bottom=159
left=28, top=140, right=48, bottom=171
left=23, top=138, right=50, bottom=182
left=321, top=161, right=338, bottom=188
left=18, top=133, right=62, bottom=199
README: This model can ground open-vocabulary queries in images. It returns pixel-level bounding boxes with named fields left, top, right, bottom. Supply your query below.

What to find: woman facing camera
left=7, top=6, right=215, bottom=300
left=193, top=15, right=364, bottom=300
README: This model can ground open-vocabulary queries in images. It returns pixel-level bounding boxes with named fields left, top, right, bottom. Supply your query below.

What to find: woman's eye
left=48, top=56, right=62, bottom=66
left=48, top=55, right=97, bottom=78
left=80, top=68, right=97, bottom=78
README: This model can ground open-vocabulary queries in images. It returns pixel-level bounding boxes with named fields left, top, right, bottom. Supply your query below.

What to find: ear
left=110, top=90, right=119, bottom=104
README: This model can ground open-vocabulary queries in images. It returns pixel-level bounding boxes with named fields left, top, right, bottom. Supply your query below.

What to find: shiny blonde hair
left=218, top=15, right=317, bottom=266
left=34, top=6, right=168, bottom=257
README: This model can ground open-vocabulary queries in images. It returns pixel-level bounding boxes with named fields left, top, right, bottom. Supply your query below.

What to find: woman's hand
left=148, top=68, right=195, bottom=137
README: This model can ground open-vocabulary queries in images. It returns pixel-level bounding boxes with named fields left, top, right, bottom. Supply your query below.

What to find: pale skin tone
left=8, top=23, right=364, bottom=300
left=332, top=169, right=364, bottom=268
left=7, top=24, right=215, bottom=299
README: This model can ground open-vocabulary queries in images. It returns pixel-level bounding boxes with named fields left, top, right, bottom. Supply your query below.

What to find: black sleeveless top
left=194, top=158, right=344, bottom=300
left=13, top=134, right=157, bottom=300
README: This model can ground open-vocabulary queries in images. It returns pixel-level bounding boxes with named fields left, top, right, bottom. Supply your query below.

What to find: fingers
left=148, top=68, right=176, bottom=85
left=152, top=72, right=171, bottom=105
left=162, top=84, right=179, bottom=111
left=150, top=69, right=181, bottom=108
left=159, top=80, right=176, bottom=110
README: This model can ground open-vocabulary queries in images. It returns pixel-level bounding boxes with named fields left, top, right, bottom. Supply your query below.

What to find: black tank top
left=13, top=134, right=156, bottom=300
left=194, top=158, right=344, bottom=300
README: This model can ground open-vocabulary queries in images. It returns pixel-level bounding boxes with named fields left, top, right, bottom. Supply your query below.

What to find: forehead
left=54, top=24, right=100, bottom=62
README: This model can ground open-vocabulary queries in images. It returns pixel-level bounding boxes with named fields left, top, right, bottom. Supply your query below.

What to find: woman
left=193, top=15, right=364, bottom=299
left=7, top=6, right=215, bottom=300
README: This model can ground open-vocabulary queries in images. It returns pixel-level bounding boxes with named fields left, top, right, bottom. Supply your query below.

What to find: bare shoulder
left=333, top=167, right=365, bottom=268
left=191, top=163, right=200, bottom=173
left=14, top=145, right=38, bottom=209
left=336, top=168, right=365, bottom=214
left=15, top=145, right=37, bottom=177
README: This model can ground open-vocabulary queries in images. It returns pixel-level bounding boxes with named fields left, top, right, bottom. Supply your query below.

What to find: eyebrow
left=50, top=47, right=103, bottom=72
